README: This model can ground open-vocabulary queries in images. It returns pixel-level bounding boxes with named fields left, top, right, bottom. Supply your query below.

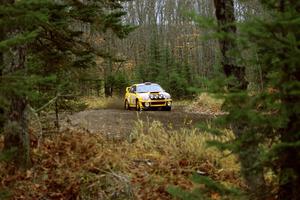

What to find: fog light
left=167, top=101, right=172, bottom=106
left=145, top=102, right=150, bottom=107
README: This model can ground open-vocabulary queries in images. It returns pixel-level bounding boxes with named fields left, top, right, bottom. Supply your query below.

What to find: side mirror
left=126, top=87, right=130, bottom=93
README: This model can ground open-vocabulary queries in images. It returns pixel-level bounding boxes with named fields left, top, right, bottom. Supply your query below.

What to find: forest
left=0, top=0, right=299, bottom=199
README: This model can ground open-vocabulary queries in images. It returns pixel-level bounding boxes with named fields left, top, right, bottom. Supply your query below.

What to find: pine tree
left=211, top=0, right=300, bottom=199
left=135, top=40, right=194, bottom=99
left=147, top=34, right=162, bottom=82
left=217, top=1, right=300, bottom=198
left=0, top=0, right=133, bottom=168
left=251, top=1, right=300, bottom=199
left=168, top=0, right=300, bottom=199
left=213, top=0, right=266, bottom=197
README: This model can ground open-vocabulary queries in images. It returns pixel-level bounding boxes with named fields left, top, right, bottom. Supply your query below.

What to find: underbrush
left=0, top=120, right=241, bottom=200
left=81, top=96, right=124, bottom=110
left=129, top=120, right=241, bottom=199
left=185, top=93, right=225, bottom=115
left=0, top=132, right=133, bottom=200
left=130, top=120, right=238, bottom=171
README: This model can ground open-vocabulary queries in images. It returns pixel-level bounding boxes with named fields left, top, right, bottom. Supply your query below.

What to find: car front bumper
left=140, top=99, right=172, bottom=109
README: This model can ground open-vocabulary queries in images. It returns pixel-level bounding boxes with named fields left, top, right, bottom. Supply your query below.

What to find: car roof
left=134, top=82, right=159, bottom=87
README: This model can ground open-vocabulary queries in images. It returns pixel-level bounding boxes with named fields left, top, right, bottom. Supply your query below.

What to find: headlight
left=142, top=96, right=150, bottom=100
left=167, top=101, right=172, bottom=106
left=145, top=102, right=150, bottom=107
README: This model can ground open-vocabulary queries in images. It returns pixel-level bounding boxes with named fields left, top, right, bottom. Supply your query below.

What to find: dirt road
left=61, top=106, right=211, bottom=138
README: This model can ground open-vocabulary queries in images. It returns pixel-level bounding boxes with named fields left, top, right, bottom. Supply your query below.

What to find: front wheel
left=164, top=106, right=171, bottom=111
left=136, top=100, right=142, bottom=111
left=124, top=100, right=130, bottom=110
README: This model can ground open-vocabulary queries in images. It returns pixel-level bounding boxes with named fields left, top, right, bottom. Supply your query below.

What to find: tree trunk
left=278, top=109, right=300, bottom=200
left=104, top=82, right=113, bottom=97
left=0, top=16, right=4, bottom=131
left=213, top=0, right=248, bottom=90
left=55, top=97, right=60, bottom=132
left=277, top=1, right=300, bottom=199
left=213, top=0, right=265, bottom=198
left=3, top=45, right=31, bottom=168
left=1, top=0, right=31, bottom=168
left=104, top=58, right=113, bottom=97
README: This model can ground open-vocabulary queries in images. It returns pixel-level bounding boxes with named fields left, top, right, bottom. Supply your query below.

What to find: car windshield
left=136, top=84, right=163, bottom=93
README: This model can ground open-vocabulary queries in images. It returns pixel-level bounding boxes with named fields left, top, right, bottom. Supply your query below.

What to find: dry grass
left=129, top=119, right=238, bottom=173
left=0, top=131, right=134, bottom=200
left=0, top=120, right=241, bottom=200
left=127, top=120, right=241, bottom=199
left=172, top=100, right=193, bottom=107
left=186, top=93, right=225, bottom=115
left=81, top=96, right=124, bottom=110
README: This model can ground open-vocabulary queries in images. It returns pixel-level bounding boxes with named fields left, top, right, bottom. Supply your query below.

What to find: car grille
left=151, top=102, right=166, bottom=106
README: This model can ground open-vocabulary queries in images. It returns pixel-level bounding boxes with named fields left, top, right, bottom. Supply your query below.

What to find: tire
left=164, top=106, right=171, bottom=111
left=124, top=100, right=130, bottom=110
left=136, top=100, right=142, bottom=111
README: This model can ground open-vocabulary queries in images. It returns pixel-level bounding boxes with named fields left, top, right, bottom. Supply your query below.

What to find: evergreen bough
left=0, top=0, right=133, bottom=167
left=168, top=0, right=300, bottom=199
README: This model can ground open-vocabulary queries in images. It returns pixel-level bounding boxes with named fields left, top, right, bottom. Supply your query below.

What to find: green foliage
left=113, top=71, right=130, bottom=94
left=0, top=147, right=18, bottom=163
left=168, top=174, right=243, bottom=200
left=168, top=186, right=204, bottom=200
left=169, top=0, right=300, bottom=199
left=0, top=31, right=39, bottom=51
left=135, top=36, right=195, bottom=98
left=0, top=189, right=11, bottom=200
left=0, top=0, right=133, bottom=169
left=226, top=1, right=299, bottom=199
left=0, top=0, right=133, bottom=114
left=105, top=70, right=130, bottom=96
left=168, top=71, right=189, bottom=98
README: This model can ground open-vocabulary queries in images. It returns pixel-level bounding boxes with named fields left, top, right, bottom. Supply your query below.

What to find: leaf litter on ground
left=0, top=117, right=243, bottom=199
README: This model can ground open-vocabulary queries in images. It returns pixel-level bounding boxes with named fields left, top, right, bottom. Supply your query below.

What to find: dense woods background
left=1, top=0, right=299, bottom=199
